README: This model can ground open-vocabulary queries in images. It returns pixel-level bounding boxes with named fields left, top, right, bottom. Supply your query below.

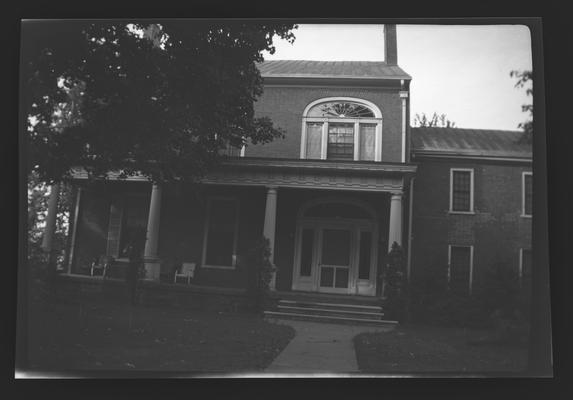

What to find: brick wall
left=247, top=85, right=404, bottom=162
left=410, top=157, right=532, bottom=287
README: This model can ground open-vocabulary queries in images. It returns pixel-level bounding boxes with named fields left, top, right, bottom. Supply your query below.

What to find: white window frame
left=300, top=97, right=383, bottom=162
left=447, top=244, right=474, bottom=295
left=201, top=196, right=240, bottom=269
left=522, top=171, right=533, bottom=217
left=449, top=168, right=475, bottom=214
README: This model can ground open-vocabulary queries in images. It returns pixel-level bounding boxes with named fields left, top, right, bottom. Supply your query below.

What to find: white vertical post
left=263, top=186, right=278, bottom=290
left=388, top=192, right=403, bottom=252
left=143, top=183, right=162, bottom=281
left=400, top=91, right=409, bottom=163
left=42, top=183, right=60, bottom=253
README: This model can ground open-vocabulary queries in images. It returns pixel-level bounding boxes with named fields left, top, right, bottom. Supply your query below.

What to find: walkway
left=264, top=319, right=395, bottom=375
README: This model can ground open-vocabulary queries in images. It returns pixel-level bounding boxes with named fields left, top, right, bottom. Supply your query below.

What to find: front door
left=318, top=227, right=352, bottom=293
left=292, top=220, right=378, bottom=296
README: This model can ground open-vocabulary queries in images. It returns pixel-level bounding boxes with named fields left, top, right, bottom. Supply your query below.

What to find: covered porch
left=67, top=158, right=416, bottom=298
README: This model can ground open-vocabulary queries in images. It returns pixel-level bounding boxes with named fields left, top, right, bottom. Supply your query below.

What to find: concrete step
left=264, top=310, right=398, bottom=327
left=278, top=299, right=383, bottom=312
left=277, top=305, right=385, bottom=320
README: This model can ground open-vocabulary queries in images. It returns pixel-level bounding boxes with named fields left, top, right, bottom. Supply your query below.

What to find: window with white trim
left=450, top=168, right=474, bottom=213
left=301, top=98, right=382, bottom=161
left=202, top=198, right=239, bottom=268
left=448, top=245, right=473, bottom=295
left=522, top=172, right=532, bottom=217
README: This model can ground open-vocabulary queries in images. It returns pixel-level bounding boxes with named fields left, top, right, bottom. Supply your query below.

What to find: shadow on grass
left=24, top=294, right=295, bottom=375
left=353, top=324, right=529, bottom=375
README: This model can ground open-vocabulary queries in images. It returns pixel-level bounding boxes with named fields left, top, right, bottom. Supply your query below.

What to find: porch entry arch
left=292, top=197, right=379, bottom=296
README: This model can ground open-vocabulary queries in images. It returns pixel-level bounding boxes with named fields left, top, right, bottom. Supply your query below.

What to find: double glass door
left=293, top=221, right=377, bottom=295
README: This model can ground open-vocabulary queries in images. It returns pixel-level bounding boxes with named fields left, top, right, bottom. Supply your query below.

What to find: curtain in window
left=452, top=171, right=471, bottom=211
left=359, top=124, right=376, bottom=161
left=306, top=123, right=322, bottom=159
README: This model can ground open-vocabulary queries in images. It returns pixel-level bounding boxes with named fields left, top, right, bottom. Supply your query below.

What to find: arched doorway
left=292, top=197, right=379, bottom=296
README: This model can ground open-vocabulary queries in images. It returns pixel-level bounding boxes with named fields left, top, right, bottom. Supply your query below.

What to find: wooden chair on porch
left=174, top=262, right=196, bottom=284
left=90, top=255, right=114, bottom=278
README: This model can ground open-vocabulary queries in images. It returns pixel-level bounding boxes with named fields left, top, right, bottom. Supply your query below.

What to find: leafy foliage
left=410, top=259, right=530, bottom=336
left=27, top=172, right=72, bottom=270
left=413, top=112, right=456, bottom=128
left=244, top=237, right=276, bottom=312
left=23, top=21, right=297, bottom=184
left=383, top=242, right=408, bottom=321
left=510, top=70, right=533, bottom=144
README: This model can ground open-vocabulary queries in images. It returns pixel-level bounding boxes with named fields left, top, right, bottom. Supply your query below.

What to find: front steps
left=264, top=298, right=399, bottom=327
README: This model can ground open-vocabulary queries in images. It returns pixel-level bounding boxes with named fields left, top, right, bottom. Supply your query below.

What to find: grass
left=25, top=295, right=295, bottom=374
left=354, top=324, right=529, bottom=374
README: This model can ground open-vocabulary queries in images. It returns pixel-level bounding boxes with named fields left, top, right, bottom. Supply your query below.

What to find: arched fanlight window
left=301, top=98, right=383, bottom=162
left=307, top=102, right=376, bottom=118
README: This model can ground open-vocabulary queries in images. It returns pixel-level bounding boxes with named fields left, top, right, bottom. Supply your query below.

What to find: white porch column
left=41, top=183, right=60, bottom=253
left=263, top=186, right=278, bottom=290
left=388, top=192, right=403, bottom=252
left=143, top=183, right=162, bottom=281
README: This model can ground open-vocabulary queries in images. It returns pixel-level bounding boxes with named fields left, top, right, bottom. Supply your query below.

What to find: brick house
left=62, top=25, right=532, bottom=313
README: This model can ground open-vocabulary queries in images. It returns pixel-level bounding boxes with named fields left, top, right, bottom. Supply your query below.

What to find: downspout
left=406, top=177, right=415, bottom=282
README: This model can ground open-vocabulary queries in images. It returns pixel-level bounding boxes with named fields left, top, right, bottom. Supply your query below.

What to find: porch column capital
left=143, top=183, right=163, bottom=281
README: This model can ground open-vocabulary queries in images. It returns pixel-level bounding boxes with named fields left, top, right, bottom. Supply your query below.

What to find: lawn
left=24, top=296, right=295, bottom=374
left=354, top=324, right=529, bottom=374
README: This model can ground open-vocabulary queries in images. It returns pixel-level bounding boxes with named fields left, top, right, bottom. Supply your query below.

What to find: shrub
left=244, top=237, right=276, bottom=312
left=410, top=259, right=531, bottom=332
left=383, top=242, right=408, bottom=321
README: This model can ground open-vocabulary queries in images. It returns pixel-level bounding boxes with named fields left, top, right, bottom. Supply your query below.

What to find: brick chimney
left=384, top=24, right=398, bottom=65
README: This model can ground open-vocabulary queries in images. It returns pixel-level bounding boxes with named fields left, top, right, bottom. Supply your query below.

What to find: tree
left=510, top=70, right=533, bottom=144
left=413, top=112, right=456, bottom=128
left=23, top=20, right=297, bottom=185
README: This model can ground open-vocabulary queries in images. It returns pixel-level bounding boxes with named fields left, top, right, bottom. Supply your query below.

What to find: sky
left=262, top=24, right=532, bottom=130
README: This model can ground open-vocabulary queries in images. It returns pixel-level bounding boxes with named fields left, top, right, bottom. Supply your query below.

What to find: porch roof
left=70, top=158, right=417, bottom=193
left=202, top=157, right=416, bottom=192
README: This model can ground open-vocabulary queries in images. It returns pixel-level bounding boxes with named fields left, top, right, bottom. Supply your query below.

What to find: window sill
left=448, top=210, right=476, bottom=215
left=520, top=214, right=532, bottom=218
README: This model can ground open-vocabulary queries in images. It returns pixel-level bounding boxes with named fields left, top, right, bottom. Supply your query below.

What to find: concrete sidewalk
left=264, top=319, right=395, bottom=375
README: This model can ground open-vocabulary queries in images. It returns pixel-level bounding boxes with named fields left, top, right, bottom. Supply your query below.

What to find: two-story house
left=63, top=24, right=532, bottom=313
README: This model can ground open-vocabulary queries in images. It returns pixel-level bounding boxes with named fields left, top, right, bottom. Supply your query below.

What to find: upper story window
left=449, top=168, right=474, bottom=213
left=301, top=98, right=383, bottom=162
left=522, top=172, right=532, bottom=217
